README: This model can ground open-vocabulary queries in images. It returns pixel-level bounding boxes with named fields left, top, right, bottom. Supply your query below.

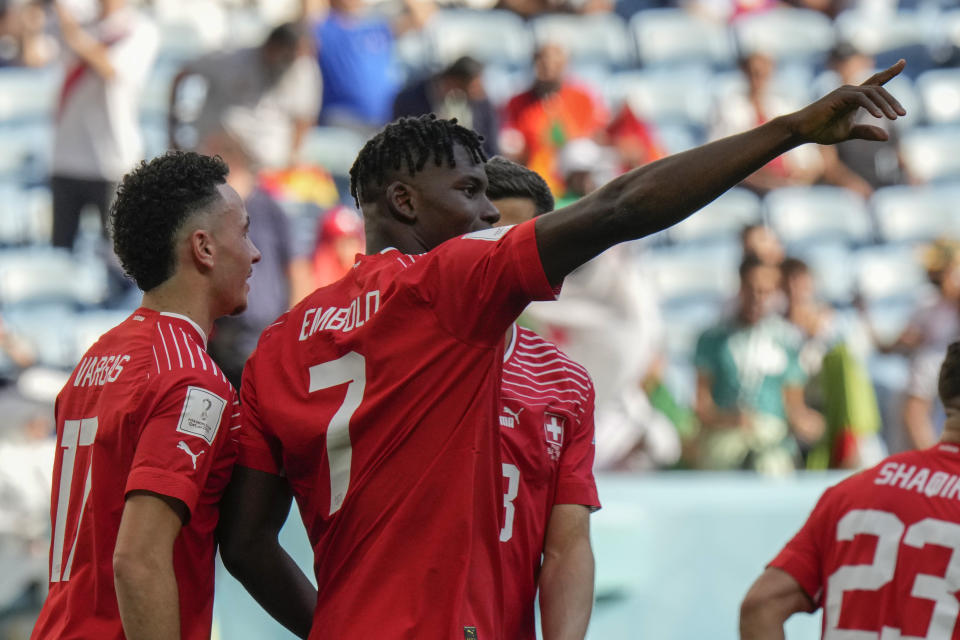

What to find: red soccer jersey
left=31, top=308, right=238, bottom=640
left=770, top=443, right=960, bottom=639
left=237, top=221, right=557, bottom=640
left=498, top=326, right=600, bottom=639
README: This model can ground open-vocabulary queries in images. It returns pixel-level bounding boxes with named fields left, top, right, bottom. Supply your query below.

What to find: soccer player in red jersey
left=30, top=151, right=262, bottom=640
left=219, top=63, right=907, bottom=639
left=741, top=340, right=960, bottom=640
left=486, top=156, right=600, bottom=640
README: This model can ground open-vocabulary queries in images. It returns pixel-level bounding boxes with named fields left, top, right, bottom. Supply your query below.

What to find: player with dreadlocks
left=220, top=59, right=906, bottom=639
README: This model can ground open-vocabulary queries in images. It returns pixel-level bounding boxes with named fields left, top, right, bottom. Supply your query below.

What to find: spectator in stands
left=555, top=138, right=616, bottom=208
left=858, top=238, right=960, bottom=451
left=501, top=43, right=609, bottom=193
left=606, top=104, right=667, bottom=173
left=496, top=0, right=613, bottom=18
left=310, top=205, right=364, bottom=290
left=741, top=223, right=785, bottom=268
left=709, top=51, right=823, bottom=195
left=50, top=0, right=158, bottom=250
left=202, top=133, right=307, bottom=388
left=170, top=22, right=320, bottom=170
left=819, top=43, right=913, bottom=198
left=392, top=56, right=498, bottom=156
left=780, top=258, right=884, bottom=469
left=313, top=0, right=434, bottom=132
left=694, top=255, right=824, bottom=473
left=0, top=1, right=54, bottom=67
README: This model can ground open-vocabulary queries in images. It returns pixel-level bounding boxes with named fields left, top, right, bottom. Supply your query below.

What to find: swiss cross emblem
left=544, top=413, right=565, bottom=447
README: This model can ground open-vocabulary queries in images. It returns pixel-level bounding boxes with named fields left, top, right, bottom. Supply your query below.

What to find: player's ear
left=385, top=181, right=416, bottom=223
left=190, top=228, right=216, bottom=271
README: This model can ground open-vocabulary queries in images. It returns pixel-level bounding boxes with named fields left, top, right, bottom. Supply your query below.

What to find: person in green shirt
left=694, top=255, right=824, bottom=473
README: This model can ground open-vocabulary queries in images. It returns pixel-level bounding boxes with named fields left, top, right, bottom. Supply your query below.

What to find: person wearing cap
left=311, top=205, right=365, bottom=289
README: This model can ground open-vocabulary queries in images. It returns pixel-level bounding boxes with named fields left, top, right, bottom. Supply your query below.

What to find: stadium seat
left=660, top=297, right=723, bottom=362
left=853, top=243, right=930, bottom=304
left=915, top=69, right=960, bottom=125
left=224, top=7, right=270, bottom=49
left=731, top=8, right=834, bottom=63
left=668, top=187, right=762, bottom=245
left=647, top=242, right=740, bottom=306
left=607, top=66, right=713, bottom=129
left=155, top=2, right=228, bottom=63
left=900, top=126, right=960, bottom=182
left=0, top=247, right=108, bottom=308
left=300, top=126, right=367, bottom=178
left=0, top=67, right=59, bottom=125
left=652, top=122, right=703, bottom=154
left=630, top=9, right=735, bottom=70
left=0, top=123, right=51, bottom=182
left=426, top=10, right=534, bottom=68
left=870, top=184, right=960, bottom=245
left=0, top=186, right=51, bottom=247
left=765, top=186, right=874, bottom=249
left=711, top=64, right=815, bottom=117
left=835, top=10, right=943, bottom=76
left=791, top=240, right=856, bottom=305
left=530, top=13, right=634, bottom=68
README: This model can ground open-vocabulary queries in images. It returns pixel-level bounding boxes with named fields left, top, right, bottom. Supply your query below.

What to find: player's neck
left=940, top=410, right=960, bottom=445
left=140, top=283, right=215, bottom=342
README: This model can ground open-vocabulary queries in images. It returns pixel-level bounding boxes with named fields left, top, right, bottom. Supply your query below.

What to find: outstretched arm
left=535, top=61, right=906, bottom=285
left=740, top=567, right=816, bottom=640
left=217, top=466, right=317, bottom=639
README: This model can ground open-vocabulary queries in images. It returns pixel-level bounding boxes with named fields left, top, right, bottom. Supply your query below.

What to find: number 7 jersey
left=769, top=443, right=960, bottom=639
left=237, top=221, right=559, bottom=639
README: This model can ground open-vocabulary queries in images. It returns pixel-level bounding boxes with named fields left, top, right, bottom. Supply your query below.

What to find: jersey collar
left=502, top=323, right=518, bottom=363
left=159, top=312, right=207, bottom=348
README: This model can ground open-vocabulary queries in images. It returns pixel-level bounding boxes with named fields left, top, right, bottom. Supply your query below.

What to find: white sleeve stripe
left=151, top=346, right=161, bottom=374
left=230, top=426, right=242, bottom=430
left=167, top=324, right=183, bottom=368
left=156, top=325, right=172, bottom=370
left=180, top=329, right=196, bottom=368
left=196, top=345, right=207, bottom=371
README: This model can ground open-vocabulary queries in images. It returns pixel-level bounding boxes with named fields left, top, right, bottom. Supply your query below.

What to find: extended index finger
left=861, top=59, right=906, bottom=87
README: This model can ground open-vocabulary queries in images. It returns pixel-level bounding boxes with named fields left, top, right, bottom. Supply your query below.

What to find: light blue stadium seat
left=732, top=8, right=834, bottom=63
left=660, top=297, right=723, bottom=363
left=155, top=2, right=228, bottom=64
left=792, top=240, right=856, bottom=305
left=607, top=66, right=713, bottom=129
left=300, top=126, right=367, bottom=178
left=647, top=242, right=740, bottom=306
left=669, top=187, right=762, bottom=246
left=835, top=9, right=942, bottom=76
left=0, top=68, right=59, bottom=125
left=853, top=243, right=930, bottom=305
left=0, top=247, right=108, bottom=308
left=426, top=10, right=534, bottom=68
left=652, top=122, right=703, bottom=154
left=631, top=9, right=735, bottom=69
left=871, top=184, right=960, bottom=245
left=0, top=122, right=51, bottom=182
left=765, top=186, right=874, bottom=248
left=900, top=126, right=960, bottom=182
left=531, top=13, right=634, bottom=68
left=916, top=69, right=960, bottom=125
left=0, top=186, right=51, bottom=247
left=71, top=310, right=135, bottom=362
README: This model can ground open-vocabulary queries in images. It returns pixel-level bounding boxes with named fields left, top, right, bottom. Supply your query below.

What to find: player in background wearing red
left=30, top=152, right=262, bottom=640
left=218, top=62, right=907, bottom=639
left=741, top=339, right=960, bottom=640
left=485, top=156, right=599, bottom=640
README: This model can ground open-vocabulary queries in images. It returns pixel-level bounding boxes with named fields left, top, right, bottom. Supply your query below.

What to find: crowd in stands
left=1, top=0, right=959, bottom=628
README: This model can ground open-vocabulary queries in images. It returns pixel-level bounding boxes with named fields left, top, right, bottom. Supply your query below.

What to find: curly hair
left=484, top=156, right=554, bottom=215
left=349, top=114, right=487, bottom=208
left=939, top=341, right=960, bottom=408
left=110, top=151, right=229, bottom=291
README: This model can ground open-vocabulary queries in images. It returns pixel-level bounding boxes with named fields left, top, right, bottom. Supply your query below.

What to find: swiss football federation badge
left=544, top=413, right=565, bottom=461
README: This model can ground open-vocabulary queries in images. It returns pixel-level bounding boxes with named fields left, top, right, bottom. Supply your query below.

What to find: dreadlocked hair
left=349, top=114, right=487, bottom=207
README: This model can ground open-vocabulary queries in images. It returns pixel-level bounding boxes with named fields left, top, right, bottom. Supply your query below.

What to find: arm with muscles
left=539, top=504, right=595, bottom=640
left=217, top=466, right=317, bottom=639
left=739, top=567, right=816, bottom=640
left=114, top=491, right=188, bottom=640
left=534, top=62, right=906, bottom=285
left=54, top=2, right=116, bottom=80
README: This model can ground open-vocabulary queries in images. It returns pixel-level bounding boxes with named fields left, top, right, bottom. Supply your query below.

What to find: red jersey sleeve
left=234, top=344, right=284, bottom=475
left=125, top=370, right=238, bottom=517
left=554, top=379, right=600, bottom=510
left=768, top=486, right=836, bottom=605
left=415, top=220, right=558, bottom=346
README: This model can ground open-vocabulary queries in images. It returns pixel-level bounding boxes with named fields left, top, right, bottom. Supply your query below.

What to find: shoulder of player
left=512, top=327, right=592, bottom=383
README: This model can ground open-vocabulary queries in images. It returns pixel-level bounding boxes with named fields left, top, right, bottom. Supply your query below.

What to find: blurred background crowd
left=1, top=0, right=959, bottom=634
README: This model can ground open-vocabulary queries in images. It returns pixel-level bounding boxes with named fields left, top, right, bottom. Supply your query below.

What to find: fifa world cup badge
left=463, top=626, right=478, bottom=640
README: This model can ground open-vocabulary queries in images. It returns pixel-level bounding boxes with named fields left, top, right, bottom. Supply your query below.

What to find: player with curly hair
left=31, top=151, right=261, bottom=640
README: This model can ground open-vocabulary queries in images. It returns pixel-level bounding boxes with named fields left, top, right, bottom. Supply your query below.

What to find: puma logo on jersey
left=499, top=406, right=524, bottom=429
left=177, top=440, right=205, bottom=469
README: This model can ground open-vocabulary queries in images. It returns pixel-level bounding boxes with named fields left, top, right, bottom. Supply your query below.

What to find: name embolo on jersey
left=31, top=308, right=238, bottom=640
left=770, top=444, right=960, bottom=639
left=237, top=221, right=558, bottom=640
left=498, top=325, right=600, bottom=640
